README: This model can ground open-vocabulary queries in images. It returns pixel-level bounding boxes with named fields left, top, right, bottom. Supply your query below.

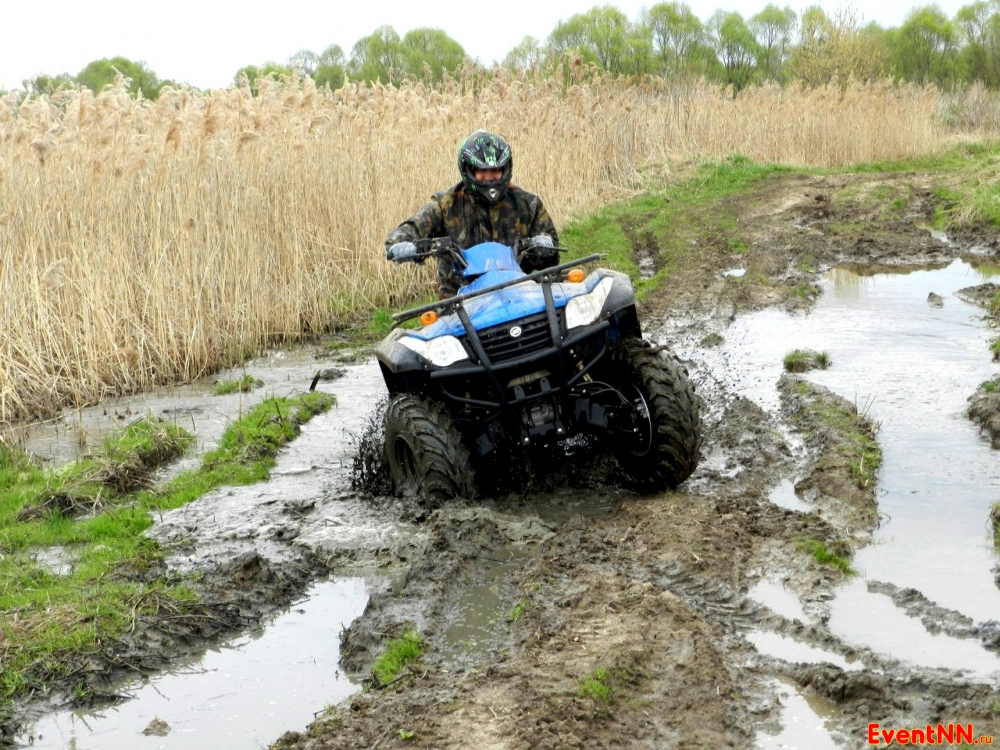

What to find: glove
left=531, top=234, right=555, bottom=248
left=387, top=241, right=418, bottom=262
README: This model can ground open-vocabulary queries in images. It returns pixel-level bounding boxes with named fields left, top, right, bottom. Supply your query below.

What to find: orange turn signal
left=567, top=269, right=585, bottom=283
left=420, top=311, right=439, bottom=325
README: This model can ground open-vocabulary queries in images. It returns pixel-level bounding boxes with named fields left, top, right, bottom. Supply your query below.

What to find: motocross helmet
left=457, top=130, right=512, bottom=205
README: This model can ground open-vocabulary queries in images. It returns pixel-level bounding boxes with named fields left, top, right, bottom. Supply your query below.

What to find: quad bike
left=375, top=238, right=700, bottom=505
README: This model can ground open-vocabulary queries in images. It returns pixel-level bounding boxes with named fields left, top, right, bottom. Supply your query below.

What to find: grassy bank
left=0, top=391, right=334, bottom=701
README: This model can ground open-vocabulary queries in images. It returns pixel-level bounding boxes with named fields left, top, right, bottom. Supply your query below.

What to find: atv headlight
left=565, top=277, right=614, bottom=330
left=399, top=335, right=469, bottom=367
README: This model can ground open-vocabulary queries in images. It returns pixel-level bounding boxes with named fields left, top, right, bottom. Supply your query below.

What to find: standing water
left=699, top=259, right=1000, bottom=677
left=16, top=578, right=368, bottom=749
left=10, top=356, right=399, bottom=749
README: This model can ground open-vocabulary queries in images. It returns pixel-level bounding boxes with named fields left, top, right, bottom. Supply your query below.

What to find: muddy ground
left=7, top=170, right=1000, bottom=748
left=260, top=172, right=1000, bottom=749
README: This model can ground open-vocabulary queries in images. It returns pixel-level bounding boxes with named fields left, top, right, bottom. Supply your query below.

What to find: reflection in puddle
left=748, top=631, right=860, bottom=672
left=768, top=479, right=811, bottom=514
left=749, top=579, right=809, bottom=623
left=17, top=579, right=368, bottom=750
left=829, top=579, right=1000, bottom=679
left=691, top=259, right=1000, bottom=671
left=756, top=678, right=841, bottom=750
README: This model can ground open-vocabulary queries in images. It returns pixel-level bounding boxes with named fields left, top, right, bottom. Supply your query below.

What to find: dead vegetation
left=0, top=75, right=946, bottom=422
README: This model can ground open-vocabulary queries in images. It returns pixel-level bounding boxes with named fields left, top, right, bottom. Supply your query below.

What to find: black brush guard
left=390, top=255, right=634, bottom=448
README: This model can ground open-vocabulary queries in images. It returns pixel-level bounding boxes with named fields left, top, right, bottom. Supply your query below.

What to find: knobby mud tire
left=384, top=394, right=476, bottom=508
left=615, top=339, right=701, bottom=491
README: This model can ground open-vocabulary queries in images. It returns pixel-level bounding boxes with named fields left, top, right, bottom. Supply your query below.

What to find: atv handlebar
left=392, top=237, right=564, bottom=267
left=390, top=253, right=603, bottom=327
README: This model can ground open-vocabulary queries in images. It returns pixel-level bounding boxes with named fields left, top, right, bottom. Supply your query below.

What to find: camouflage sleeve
left=385, top=195, right=447, bottom=250
left=529, top=196, right=558, bottom=246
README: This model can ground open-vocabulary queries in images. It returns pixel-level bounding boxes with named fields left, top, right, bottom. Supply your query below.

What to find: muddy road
left=11, top=170, right=1000, bottom=749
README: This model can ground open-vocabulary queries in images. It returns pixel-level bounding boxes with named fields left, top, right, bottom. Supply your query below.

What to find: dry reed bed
left=0, top=74, right=942, bottom=422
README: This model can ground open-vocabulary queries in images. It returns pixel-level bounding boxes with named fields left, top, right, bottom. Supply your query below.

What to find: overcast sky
left=0, top=0, right=976, bottom=91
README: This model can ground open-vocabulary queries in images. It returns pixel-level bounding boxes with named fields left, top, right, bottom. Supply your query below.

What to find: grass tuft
left=798, top=538, right=856, bottom=575
left=11, top=417, right=193, bottom=522
left=373, top=630, right=424, bottom=686
left=507, top=599, right=527, bottom=623
left=991, top=339, right=1000, bottom=361
left=783, top=349, right=832, bottom=373
left=579, top=667, right=614, bottom=704
left=213, top=374, right=264, bottom=396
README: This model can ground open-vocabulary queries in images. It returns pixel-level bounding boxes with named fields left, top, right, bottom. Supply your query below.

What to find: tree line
left=16, top=1, right=1000, bottom=97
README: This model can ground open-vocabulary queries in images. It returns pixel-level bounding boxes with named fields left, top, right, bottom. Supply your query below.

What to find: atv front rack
left=390, top=254, right=602, bottom=328
left=389, top=254, right=609, bottom=444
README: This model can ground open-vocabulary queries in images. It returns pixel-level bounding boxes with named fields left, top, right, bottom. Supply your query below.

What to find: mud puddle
left=15, top=578, right=368, bottom=750
left=6, top=348, right=359, bottom=473
left=8, top=350, right=404, bottom=747
left=748, top=578, right=809, bottom=622
left=143, top=356, right=422, bottom=570
left=696, top=259, right=1000, bottom=674
left=767, top=479, right=812, bottom=513
left=756, top=677, right=843, bottom=750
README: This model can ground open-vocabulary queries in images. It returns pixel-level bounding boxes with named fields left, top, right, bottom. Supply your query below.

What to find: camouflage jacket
left=386, top=182, right=559, bottom=296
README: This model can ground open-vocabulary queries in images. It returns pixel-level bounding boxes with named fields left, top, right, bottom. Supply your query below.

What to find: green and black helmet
left=457, top=130, right=512, bottom=204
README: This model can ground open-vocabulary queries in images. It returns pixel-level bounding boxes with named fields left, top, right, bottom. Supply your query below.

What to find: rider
left=385, top=130, right=560, bottom=297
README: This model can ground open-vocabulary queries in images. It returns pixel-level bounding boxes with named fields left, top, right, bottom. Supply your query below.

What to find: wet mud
left=9, top=171, right=1000, bottom=749
left=269, top=172, right=1000, bottom=749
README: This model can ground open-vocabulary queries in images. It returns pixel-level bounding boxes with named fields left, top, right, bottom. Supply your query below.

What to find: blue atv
left=375, top=238, right=700, bottom=504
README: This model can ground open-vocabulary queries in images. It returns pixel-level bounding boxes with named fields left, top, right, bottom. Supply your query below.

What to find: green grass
left=560, top=156, right=793, bottom=299
left=988, top=290, right=1000, bottom=317
left=783, top=349, right=831, bottom=373
left=578, top=667, right=614, bottom=704
left=843, top=142, right=1000, bottom=227
left=0, top=392, right=335, bottom=701
left=372, top=630, right=424, bottom=685
left=507, top=599, right=527, bottom=623
left=795, top=253, right=819, bottom=274
left=798, top=538, right=856, bottom=575
left=982, top=380, right=999, bottom=393
left=793, top=282, right=822, bottom=301
left=575, top=655, right=648, bottom=709
left=792, top=379, right=882, bottom=490
left=213, top=373, right=264, bottom=395
left=991, top=503, right=1000, bottom=549
left=2, top=417, right=193, bottom=530
left=150, top=392, right=336, bottom=511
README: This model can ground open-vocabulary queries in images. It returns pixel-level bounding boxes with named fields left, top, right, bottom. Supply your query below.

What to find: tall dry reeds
left=0, top=72, right=946, bottom=421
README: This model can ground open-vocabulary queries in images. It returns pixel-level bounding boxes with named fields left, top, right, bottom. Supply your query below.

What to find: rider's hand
left=531, top=234, right=555, bottom=249
left=387, top=241, right=418, bottom=262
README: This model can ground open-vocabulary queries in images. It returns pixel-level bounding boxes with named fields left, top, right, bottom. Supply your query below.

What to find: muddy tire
left=612, top=339, right=701, bottom=491
left=384, top=394, right=476, bottom=507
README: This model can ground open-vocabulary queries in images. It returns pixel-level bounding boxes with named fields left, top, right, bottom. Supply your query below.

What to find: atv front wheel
left=612, top=339, right=701, bottom=490
left=384, top=394, right=476, bottom=507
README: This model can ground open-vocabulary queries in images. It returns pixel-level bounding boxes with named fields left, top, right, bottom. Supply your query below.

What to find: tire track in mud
left=271, top=359, right=887, bottom=749
left=276, top=173, right=1000, bottom=749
